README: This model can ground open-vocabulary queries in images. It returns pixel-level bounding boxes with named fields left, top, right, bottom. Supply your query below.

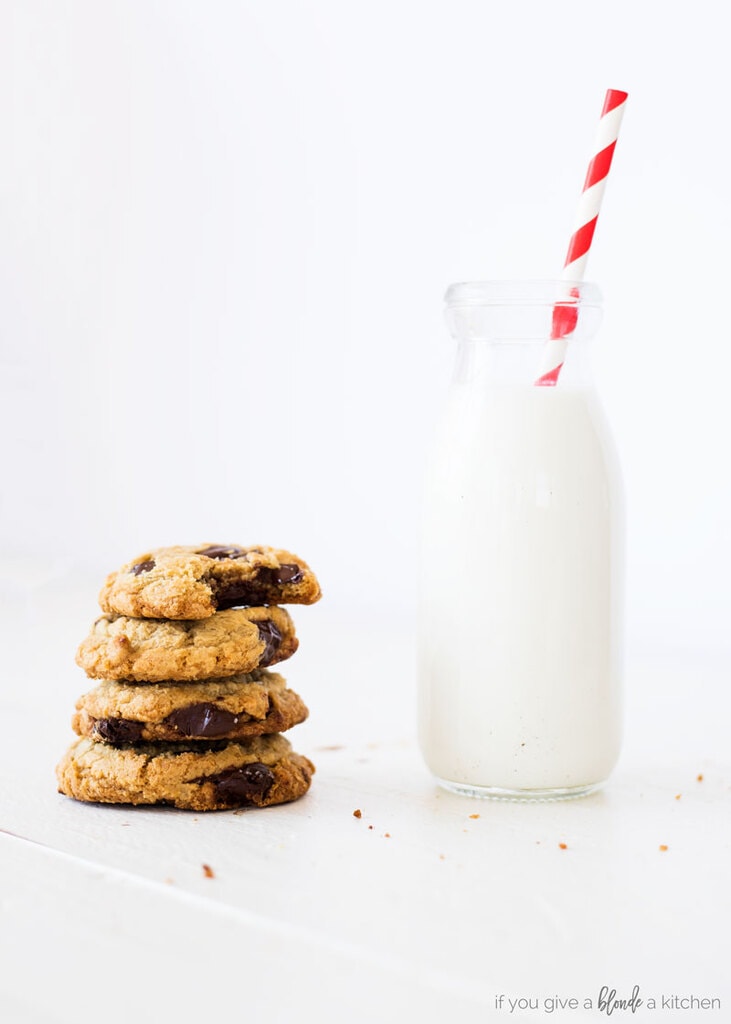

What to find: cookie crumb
left=675, top=793, right=682, bottom=800
left=697, top=773, right=704, bottom=782
left=384, top=833, right=391, bottom=838
left=316, top=745, right=344, bottom=752
left=659, top=844, right=668, bottom=852
left=368, top=824, right=374, bottom=830
left=353, top=809, right=362, bottom=819
left=439, top=854, right=446, bottom=860
left=202, top=863, right=215, bottom=879
left=469, top=813, right=480, bottom=819
left=558, top=843, right=568, bottom=850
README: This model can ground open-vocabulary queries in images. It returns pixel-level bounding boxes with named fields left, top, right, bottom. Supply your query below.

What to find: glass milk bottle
left=418, top=281, right=624, bottom=800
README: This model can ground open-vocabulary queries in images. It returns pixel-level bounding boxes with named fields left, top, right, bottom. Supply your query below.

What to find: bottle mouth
left=445, top=280, right=602, bottom=309
left=444, top=280, right=603, bottom=344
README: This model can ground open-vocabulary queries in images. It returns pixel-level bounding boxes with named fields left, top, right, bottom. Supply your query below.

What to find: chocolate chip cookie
left=72, top=669, right=308, bottom=743
left=99, top=544, right=321, bottom=619
left=76, top=607, right=297, bottom=682
left=56, top=734, right=315, bottom=811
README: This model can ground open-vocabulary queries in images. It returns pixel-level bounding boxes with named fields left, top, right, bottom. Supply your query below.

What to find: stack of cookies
left=56, top=544, right=320, bottom=812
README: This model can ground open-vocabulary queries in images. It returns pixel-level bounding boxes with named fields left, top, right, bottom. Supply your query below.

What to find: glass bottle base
left=435, top=777, right=605, bottom=802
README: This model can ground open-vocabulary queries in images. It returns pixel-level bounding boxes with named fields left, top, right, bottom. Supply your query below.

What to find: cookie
left=98, top=544, right=321, bottom=620
left=75, top=607, right=297, bottom=682
left=56, top=734, right=315, bottom=811
left=72, top=670, right=308, bottom=743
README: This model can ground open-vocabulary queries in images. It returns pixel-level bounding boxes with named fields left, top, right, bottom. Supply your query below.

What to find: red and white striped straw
left=535, top=89, right=628, bottom=386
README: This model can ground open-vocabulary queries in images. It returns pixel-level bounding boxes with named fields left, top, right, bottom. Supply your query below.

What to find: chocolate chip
left=208, top=763, right=275, bottom=804
left=257, top=620, right=282, bottom=666
left=197, top=545, right=247, bottom=560
left=257, top=563, right=304, bottom=585
left=92, top=718, right=145, bottom=744
left=279, top=563, right=304, bottom=583
left=130, top=559, right=155, bottom=576
left=164, top=703, right=241, bottom=739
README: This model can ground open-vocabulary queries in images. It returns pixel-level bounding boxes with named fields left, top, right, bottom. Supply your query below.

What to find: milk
left=418, top=383, right=624, bottom=797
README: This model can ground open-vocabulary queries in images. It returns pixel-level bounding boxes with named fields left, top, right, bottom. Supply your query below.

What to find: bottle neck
left=444, top=280, right=603, bottom=390
left=453, top=336, right=596, bottom=389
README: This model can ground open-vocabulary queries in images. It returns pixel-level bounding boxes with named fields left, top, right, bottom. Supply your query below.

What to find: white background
left=1, top=6, right=730, bottom=1022
left=1, top=0, right=729, bottom=655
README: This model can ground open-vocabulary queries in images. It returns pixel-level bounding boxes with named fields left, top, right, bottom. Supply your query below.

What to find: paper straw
left=535, top=89, right=628, bottom=386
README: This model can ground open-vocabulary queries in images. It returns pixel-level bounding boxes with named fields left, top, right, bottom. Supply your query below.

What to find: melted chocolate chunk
left=207, top=763, right=275, bottom=804
left=92, top=717, right=144, bottom=744
left=257, top=564, right=304, bottom=586
left=257, top=620, right=282, bottom=666
left=197, top=545, right=247, bottom=560
left=164, top=703, right=241, bottom=739
left=130, top=559, right=155, bottom=576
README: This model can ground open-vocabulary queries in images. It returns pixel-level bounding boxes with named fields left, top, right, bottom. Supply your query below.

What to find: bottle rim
left=445, top=280, right=602, bottom=308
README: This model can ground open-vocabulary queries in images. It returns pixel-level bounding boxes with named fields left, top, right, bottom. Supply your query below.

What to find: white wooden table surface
left=1, top=571, right=729, bottom=1023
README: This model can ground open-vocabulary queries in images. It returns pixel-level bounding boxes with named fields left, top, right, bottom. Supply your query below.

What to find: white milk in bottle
left=418, top=281, right=624, bottom=799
